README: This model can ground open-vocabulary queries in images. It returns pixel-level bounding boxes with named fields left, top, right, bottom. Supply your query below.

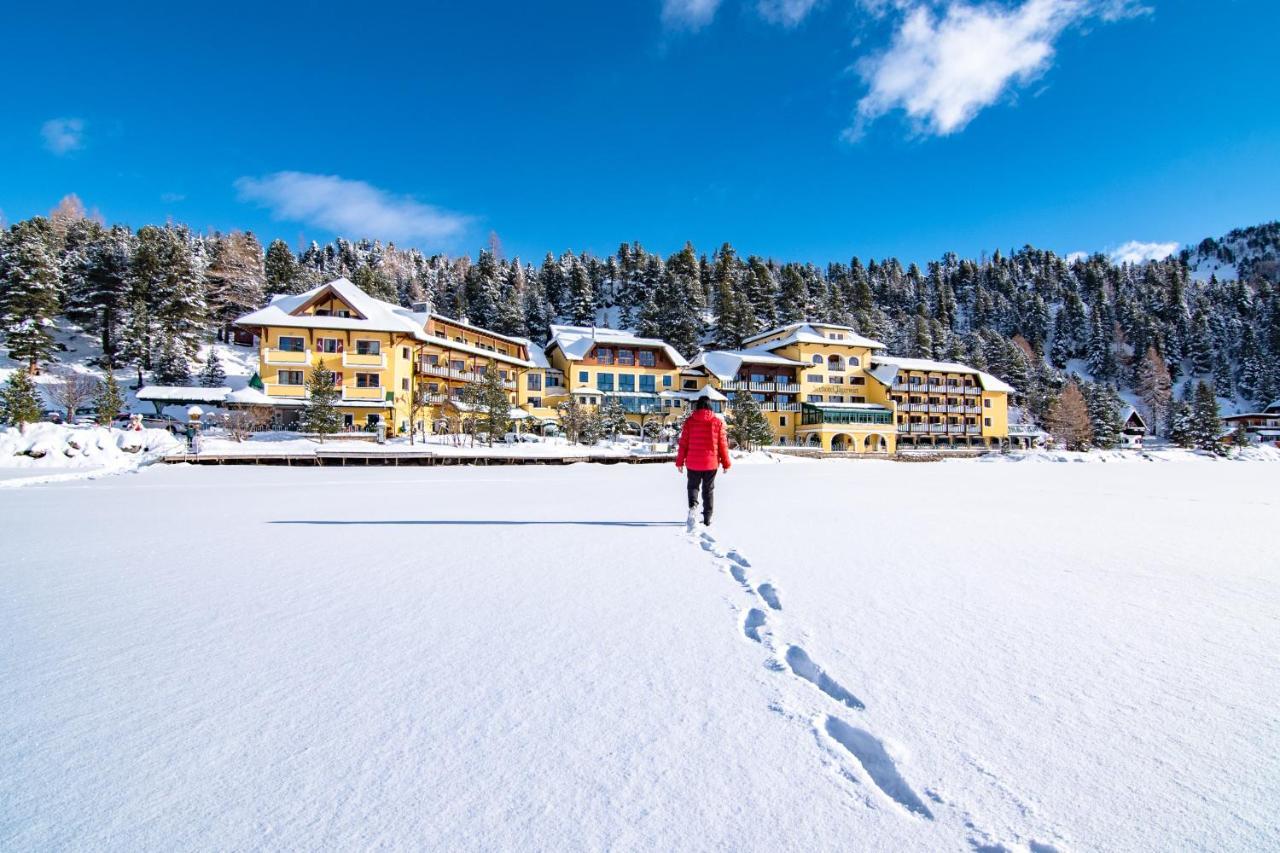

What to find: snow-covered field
left=2, top=460, right=1276, bottom=851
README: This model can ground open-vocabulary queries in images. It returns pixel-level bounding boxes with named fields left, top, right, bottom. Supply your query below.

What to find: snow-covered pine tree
left=198, top=349, right=227, bottom=388
left=301, top=359, right=342, bottom=440
left=64, top=223, right=133, bottom=367
left=596, top=397, right=628, bottom=442
left=726, top=390, right=774, bottom=451
left=1086, top=310, right=1117, bottom=382
left=494, top=260, right=528, bottom=336
left=1189, top=380, right=1222, bottom=453
left=151, top=225, right=208, bottom=362
left=264, top=238, right=302, bottom=296
left=205, top=232, right=266, bottom=339
left=1, top=367, right=44, bottom=430
left=1045, top=380, right=1093, bottom=451
left=94, top=371, right=124, bottom=424
left=565, top=255, right=596, bottom=326
left=555, top=398, right=590, bottom=444
left=152, top=332, right=192, bottom=385
left=1083, top=382, right=1124, bottom=449
left=465, top=249, right=502, bottom=327
left=0, top=218, right=62, bottom=371
left=459, top=366, right=512, bottom=445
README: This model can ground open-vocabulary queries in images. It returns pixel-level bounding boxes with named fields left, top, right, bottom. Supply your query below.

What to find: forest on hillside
left=2, top=195, right=1280, bottom=443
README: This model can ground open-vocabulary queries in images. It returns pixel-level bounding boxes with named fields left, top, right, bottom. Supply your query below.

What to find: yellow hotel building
left=234, top=281, right=1015, bottom=450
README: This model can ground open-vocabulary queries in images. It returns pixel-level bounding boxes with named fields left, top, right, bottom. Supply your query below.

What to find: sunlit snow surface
left=2, top=460, right=1276, bottom=851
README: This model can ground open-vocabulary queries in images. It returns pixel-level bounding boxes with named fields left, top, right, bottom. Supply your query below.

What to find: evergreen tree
left=0, top=367, right=44, bottom=430
left=152, top=333, right=192, bottom=385
left=1228, top=423, right=1252, bottom=450
left=1167, top=391, right=1194, bottom=448
left=264, top=238, right=302, bottom=295
left=198, top=349, right=227, bottom=387
left=1045, top=380, right=1093, bottom=450
left=1083, top=382, right=1124, bottom=449
left=465, top=249, right=502, bottom=327
left=1133, top=346, right=1172, bottom=434
left=1086, top=310, right=1117, bottom=382
left=460, top=366, right=512, bottom=445
left=205, top=231, right=266, bottom=338
left=64, top=223, right=133, bottom=367
left=0, top=218, right=62, bottom=371
left=556, top=398, right=591, bottom=444
left=353, top=264, right=397, bottom=304
left=596, top=397, right=628, bottom=441
left=726, top=390, right=774, bottom=450
left=301, top=359, right=342, bottom=439
left=93, top=371, right=124, bottom=424
left=565, top=256, right=596, bottom=326
left=1189, top=380, right=1222, bottom=453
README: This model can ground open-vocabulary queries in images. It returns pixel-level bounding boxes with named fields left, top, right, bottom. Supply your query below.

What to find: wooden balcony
left=263, top=348, right=309, bottom=365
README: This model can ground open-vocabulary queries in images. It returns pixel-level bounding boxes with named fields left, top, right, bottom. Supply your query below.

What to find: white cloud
left=234, top=172, right=474, bottom=246
left=662, top=0, right=723, bottom=29
left=42, top=118, right=86, bottom=155
left=1066, top=251, right=1089, bottom=263
left=1108, top=240, right=1178, bottom=265
left=848, top=0, right=1150, bottom=139
left=757, top=0, right=823, bottom=27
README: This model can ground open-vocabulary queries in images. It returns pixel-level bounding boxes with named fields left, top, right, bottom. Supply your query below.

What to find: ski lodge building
left=233, top=279, right=1017, bottom=451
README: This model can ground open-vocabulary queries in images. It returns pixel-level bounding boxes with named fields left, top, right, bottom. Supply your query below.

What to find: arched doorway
left=864, top=434, right=887, bottom=453
left=831, top=433, right=854, bottom=452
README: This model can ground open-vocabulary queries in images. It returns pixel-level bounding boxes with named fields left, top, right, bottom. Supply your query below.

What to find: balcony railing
left=776, top=383, right=800, bottom=393
left=947, top=405, right=965, bottom=413
left=928, top=405, right=947, bottom=414
left=897, top=423, right=911, bottom=433
left=343, top=352, right=386, bottom=368
left=724, top=380, right=780, bottom=392
left=264, top=348, right=309, bottom=365
left=908, top=404, right=929, bottom=412
left=964, top=386, right=981, bottom=395
left=776, top=403, right=802, bottom=412
left=265, top=383, right=306, bottom=397
left=343, top=386, right=384, bottom=401
left=967, top=426, right=982, bottom=435
left=964, top=406, right=982, bottom=414
left=758, top=402, right=777, bottom=412
left=929, top=424, right=948, bottom=434
left=948, top=424, right=967, bottom=434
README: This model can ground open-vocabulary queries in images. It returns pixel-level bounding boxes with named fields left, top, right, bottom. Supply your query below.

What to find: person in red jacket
left=676, top=397, right=732, bottom=527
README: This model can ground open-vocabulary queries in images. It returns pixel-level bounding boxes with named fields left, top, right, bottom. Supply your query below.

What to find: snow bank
left=0, top=423, right=180, bottom=486
left=974, top=446, right=1280, bottom=464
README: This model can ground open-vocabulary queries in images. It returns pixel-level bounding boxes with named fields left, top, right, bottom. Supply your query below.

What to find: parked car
left=42, top=410, right=65, bottom=424
left=115, top=412, right=184, bottom=434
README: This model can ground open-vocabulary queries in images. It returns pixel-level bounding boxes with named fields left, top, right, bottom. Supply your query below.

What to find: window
left=807, top=394, right=823, bottom=402
left=984, top=398, right=992, bottom=408
left=807, top=374, right=823, bottom=383
left=828, top=376, right=844, bottom=385
left=451, top=360, right=465, bottom=372
left=278, top=336, right=305, bottom=352
left=827, top=356, right=844, bottom=370
left=909, top=376, right=921, bottom=385
left=427, top=383, right=439, bottom=393
left=343, top=413, right=354, bottom=428
left=779, top=416, right=787, bottom=427
left=663, top=376, right=672, bottom=388
left=278, top=369, right=304, bottom=385
left=528, top=373, right=542, bottom=391
left=751, top=373, right=767, bottom=384
left=984, top=417, right=992, bottom=427
left=316, top=338, right=341, bottom=354
left=640, top=375, right=656, bottom=393
left=851, top=396, right=865, bottom=404
left=597, top=373, right=614, bottom=392
left=401, top=378, right=409, bottom=391
left=528, top=397, right=542, bottom=408
left=849, top=356, right=860, bottom=367
left=850, top=376, right=865, bottom=385
left=830, top=395, right=845, bottom=403
left=617, top=349, right=634, bottom=366
left=424, top=353, right=439, bottom=366
left=618, top=374, right=635, bottom=392
left=638, top=351, right=655, bottom=367
left=355, top=340, right=381, bottom=356
left=812, top=355, right=822, bottom=364
left=402, top=347, right=410, bottom=360
left=547, top=374, right=563, bottom=388
left=333, top=310, right=350, bottom=318
left=332, top=372, right=343, bottom=386
left=314, top=309, right=330, bottom=317
left=356, top=373, right=380, bottom=388
left=596, top=348, right=614, bottom=364
left=579, top=370, right=589, bottom=383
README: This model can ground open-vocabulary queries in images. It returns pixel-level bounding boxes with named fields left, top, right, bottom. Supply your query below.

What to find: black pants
left=686, top=469, right=717, bottom=522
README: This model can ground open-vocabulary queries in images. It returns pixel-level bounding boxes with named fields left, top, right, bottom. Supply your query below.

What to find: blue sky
left=3, top=0, right=1278, bottom=265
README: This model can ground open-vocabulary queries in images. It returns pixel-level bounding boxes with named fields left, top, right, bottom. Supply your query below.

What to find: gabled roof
left=869, top=355, right=1017, bottom=394
left=546, top=325, right=688, bottom=367
left=236, top=278, right=430, bottom=340
left=689, top=349, right=808, bottom=381
left=742, top=322, right=885, bottom=351
left=1121, top=407, right=1147, bottom=429
left=509, top=337, right=550, bottom=369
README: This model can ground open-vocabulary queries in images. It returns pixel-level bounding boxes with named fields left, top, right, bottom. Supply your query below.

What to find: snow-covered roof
left=1121, top=407, right=1147, bottom=429
left=661, top=387, right=728, bottom=402
left=509, top=337, right=551, bottom=369
left=224, top=387, right=279, bottom=406
left=870, top=356, right=1017, bottom=394
left=445, top=401, right=534, bottom=420
left=742, top=322, right=885, bottom=351
left=236, top=278, right=431, bottom=340
left=690, top=349, right=808, bottom=381
left=546, top=325, right=688, bottom=367
left=137, top=385, right=232, bottom=403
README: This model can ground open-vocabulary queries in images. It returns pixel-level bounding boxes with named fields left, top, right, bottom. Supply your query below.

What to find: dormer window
left=597, top=348, right=614, bottom=365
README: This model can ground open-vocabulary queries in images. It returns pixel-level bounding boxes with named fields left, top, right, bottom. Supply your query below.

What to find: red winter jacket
left=676, top=409, right=732, bottom=472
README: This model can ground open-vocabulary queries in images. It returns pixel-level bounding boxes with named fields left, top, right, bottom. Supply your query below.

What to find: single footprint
left=757, top=583, right=781, bottom=610
left=825, top=716, right=933, bottom=819
left=786, top=646, right=864, bottom=710
left=743, top=608, right=767, bottom=642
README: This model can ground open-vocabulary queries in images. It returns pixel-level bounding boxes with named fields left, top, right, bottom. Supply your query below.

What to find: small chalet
left=1221, top=401, right=1280, bottom=447
left=1120, top=407, right=1147, bottom=449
